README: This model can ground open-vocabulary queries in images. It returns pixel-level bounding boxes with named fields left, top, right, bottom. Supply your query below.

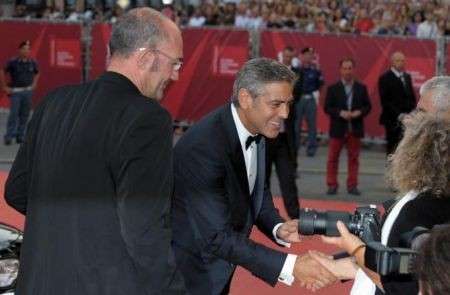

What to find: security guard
left=293, top=47, right=324, bottom=157
left=0, top=40, right=39, bottom=145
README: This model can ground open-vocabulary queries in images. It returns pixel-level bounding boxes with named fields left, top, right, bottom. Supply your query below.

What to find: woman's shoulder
left=401, top=191, right=450, bottom=222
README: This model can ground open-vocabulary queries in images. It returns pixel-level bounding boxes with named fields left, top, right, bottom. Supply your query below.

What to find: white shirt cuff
left=273, top=223, right=291, bottom=248
left=278, top=254, right=297, bottom=286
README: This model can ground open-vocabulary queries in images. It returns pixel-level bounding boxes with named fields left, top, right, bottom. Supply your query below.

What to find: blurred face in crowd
left=19, top=44, right=31, bottom=59
left=238, top=81, right=293, bottom=138
left=340, top=60, right=354, bottom=82
left=391, top=52, right=405, bottom=72
left=142, top=21, right=183, bottom=100
left=414, top=12, right=422, bottom=23
left=282, top=49, right=294, bottom=66
left=301, top=51, right=314, bottom=66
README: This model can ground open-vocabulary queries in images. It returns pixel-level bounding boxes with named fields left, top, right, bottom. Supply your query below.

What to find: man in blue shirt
left=0, top=40, right=39, bottom=145
left=293, top=47, right=324, bottom=157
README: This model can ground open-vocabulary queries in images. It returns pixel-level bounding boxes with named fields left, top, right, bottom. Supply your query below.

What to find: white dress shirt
left=350, top=190, right=418, bottom=295
left=390, top=67, right=407, bottom=87
left=231, top=104, right=297, bottom=285
left=416, top=21, right=438, bottom=38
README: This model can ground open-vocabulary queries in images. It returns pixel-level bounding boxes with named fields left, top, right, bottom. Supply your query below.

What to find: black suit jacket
left=378, top=70, right=416, bottom=126
left=375, top=191, right=450, bottom=295
left=5, top=72, right=182, bottom=295
left=324, top=80, right=371, bottom=138
left=172, top=104, right=287, bottom=294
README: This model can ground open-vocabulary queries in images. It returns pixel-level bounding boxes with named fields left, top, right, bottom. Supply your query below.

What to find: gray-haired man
left=172, top=58, right=336, bottom=294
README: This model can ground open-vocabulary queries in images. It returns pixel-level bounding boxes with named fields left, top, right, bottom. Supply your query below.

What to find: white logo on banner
left=212, top=46, right=242, bottom=76
left=50, top=39, right=79, bottom=68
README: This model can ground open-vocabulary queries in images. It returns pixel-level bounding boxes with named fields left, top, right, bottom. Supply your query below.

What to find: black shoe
left=348, top=187, right=361, bottom=196
left=326, top=187, right=337, bottom=195
left=16, top=137, right=23, bottom=144
left=4, top=138, right=11, bottom=146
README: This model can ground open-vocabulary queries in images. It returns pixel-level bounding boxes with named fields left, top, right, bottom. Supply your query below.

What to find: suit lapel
left=221, top=103, right=250, bottom=196
left=220, top=103, right=252, bottom=229
left=338, top=82, right=348, bottom=107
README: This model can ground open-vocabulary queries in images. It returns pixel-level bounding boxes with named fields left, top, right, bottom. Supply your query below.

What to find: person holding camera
left=309, top=76, right=450, bottom=295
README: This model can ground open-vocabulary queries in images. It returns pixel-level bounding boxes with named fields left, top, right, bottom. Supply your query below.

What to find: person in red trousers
left=324, top=58, right=371, bottom=195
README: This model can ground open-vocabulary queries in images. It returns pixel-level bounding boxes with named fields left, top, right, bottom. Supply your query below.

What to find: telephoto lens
left=298, top=209, right=353, bottom=236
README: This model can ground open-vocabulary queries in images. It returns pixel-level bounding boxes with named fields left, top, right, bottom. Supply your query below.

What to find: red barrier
left=261, top=31, right=436, bottom=138
left=89, top=26, right=249, bottom=121
left=0, top=20, right=82, bottom=108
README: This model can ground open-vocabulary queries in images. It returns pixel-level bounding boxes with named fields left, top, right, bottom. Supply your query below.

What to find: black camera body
left=365, top=242, right=417, bottom=276
left=365, top=226, right=432, bottom=277
left=298, top=205, right=382, bottom=243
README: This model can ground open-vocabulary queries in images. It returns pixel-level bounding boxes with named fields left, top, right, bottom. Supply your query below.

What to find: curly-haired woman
left=309, top=97, right=450, bottom=295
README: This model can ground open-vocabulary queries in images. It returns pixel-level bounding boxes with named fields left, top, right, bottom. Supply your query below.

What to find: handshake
left=276, top=219, right=357, bottom=292
left=276, top=205, right=381, bottom=292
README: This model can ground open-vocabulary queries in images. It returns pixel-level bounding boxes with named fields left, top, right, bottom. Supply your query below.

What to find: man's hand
left=294, top=253, right=337, bottom=291
left=339, top=110, right=351, bottom=120
left=351, top=110, right=362, bottom=118
left=276, top=219, right=301, bottom=243
left=309, top=250, right=358, bottom=280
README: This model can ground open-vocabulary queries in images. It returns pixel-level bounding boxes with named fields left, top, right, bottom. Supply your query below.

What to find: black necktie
left=399, top=74, right=406, bottom=87
left=245, top=135, right=261, bottom=150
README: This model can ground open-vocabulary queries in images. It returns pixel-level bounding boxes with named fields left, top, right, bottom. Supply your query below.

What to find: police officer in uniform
left=293, top=47, right=324, bottom=157
left=0, top=40, right=39, bottom=145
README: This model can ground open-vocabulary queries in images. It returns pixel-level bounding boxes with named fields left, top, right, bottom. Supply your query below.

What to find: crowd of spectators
left=7, top=3, right=125, bottom=22
left=3, top=0, right=450, bottom=38
left=179, top=0, right=450, bottom=38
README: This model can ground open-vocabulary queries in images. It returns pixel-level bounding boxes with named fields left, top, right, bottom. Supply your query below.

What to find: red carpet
left=0, top=172, right=354, bottom=294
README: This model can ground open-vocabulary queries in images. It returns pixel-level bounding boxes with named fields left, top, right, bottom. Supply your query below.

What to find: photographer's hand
left=320, top=221, right=365, bottom=255
left=320, top=221, right=384, bottom=290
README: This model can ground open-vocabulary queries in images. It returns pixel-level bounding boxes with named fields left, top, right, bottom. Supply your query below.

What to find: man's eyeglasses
left=138, top=47, right=183, bottom=72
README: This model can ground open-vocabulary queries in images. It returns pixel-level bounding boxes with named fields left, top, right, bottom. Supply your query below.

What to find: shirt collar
left=341, top=79, right=354, bottom=87
left=391, top=67, right=403, bottom=78
left=231, top=104, right=256, bottom=150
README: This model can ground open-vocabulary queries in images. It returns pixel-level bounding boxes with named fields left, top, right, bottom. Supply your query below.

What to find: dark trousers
left=5, top=90, right=32, bottom=141
left=293, top=98, right=317, bottom=155
left=384, top=122, right=402, bottom=156
left=267, top=133, right=300, bottom=219
left=326, top=133, right=361, bottom=189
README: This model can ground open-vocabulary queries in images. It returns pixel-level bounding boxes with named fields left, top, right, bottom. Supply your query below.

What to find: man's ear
left=238, top=88, right=253, bottom=110
left=137, top=49, right=154, bottom=71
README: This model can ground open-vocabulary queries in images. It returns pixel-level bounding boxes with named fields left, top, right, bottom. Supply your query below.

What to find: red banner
left=261, top=31, right=436, bottom=138
left=163, top=28, right=249, bottom=121
left=0, top=20, right=82, bottom=108
left=89, top=26, right=249, bottom=121
left=89, top=23, right=111, bottom=80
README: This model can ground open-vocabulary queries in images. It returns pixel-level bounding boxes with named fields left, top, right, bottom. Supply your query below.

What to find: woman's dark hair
left=415, top=225, right=450, bottom=295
